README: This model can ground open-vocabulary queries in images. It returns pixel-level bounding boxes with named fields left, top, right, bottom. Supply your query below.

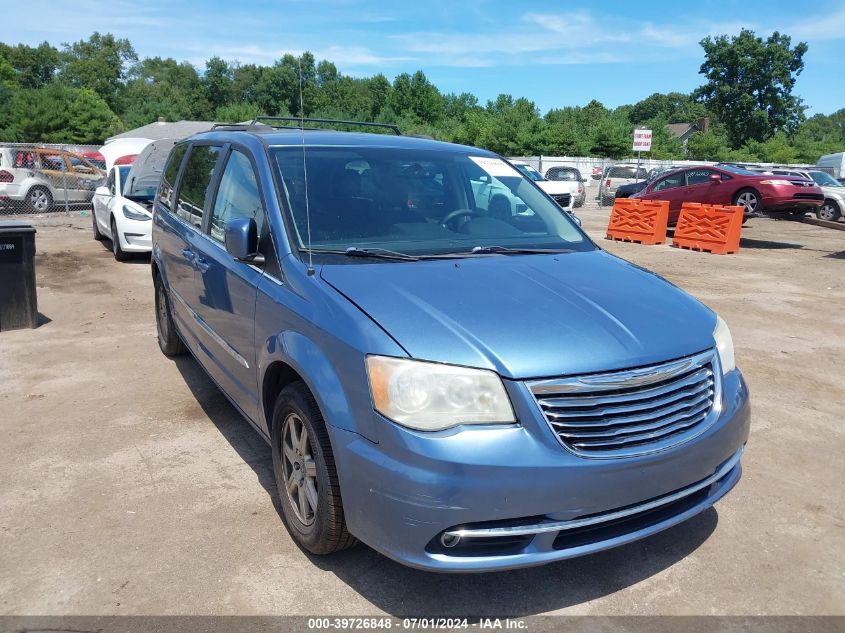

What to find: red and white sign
left=632, top=129, right=652, bottom=152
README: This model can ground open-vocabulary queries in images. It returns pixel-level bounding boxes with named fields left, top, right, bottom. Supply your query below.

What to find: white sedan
left=91, top=164, right=153, bottom=260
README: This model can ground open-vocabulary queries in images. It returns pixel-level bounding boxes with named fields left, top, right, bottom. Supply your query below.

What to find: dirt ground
left=0, top=203, right=843, bottom=617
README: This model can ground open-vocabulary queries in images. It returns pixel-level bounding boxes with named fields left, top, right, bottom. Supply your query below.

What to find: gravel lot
left=1, top=203, right=843, bottom=616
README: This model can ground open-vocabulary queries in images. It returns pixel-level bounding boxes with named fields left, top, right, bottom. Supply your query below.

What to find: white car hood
left=537, top=180, right=578, bottom=195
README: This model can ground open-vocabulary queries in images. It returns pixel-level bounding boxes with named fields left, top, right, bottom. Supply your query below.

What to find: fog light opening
left=440, top=533, right=461, bottom=548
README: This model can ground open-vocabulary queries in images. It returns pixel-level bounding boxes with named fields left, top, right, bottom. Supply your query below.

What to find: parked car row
left=0, top=147, right=106, bottom=212
left=143, top=119, right=749, bottom=573
left=631, top=164, right=824, bottom=222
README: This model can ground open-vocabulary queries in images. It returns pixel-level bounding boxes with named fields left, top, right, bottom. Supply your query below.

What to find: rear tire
left=154, top=273, right=186, bottom=357
left=817, top=200, right=842, bottom=222
left=110, top=217, right=128, bottom=261
left=26, top=186, right=52, bottom=213
left=271, top=382, right=357, bottom=555
left=92, top=211, right=105, bottom=240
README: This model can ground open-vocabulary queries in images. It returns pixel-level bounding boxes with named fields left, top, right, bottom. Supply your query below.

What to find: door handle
left=195, top=257, right=210, bottom=273
left=181, top=248, right=195, bottom=262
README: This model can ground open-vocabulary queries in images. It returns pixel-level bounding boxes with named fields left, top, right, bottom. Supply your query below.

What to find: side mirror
left=224, top=217, right=264, bottom=264
left=709, top=174, right=721, bottom=182
left=567, top=211, right=582, bottom=226
left=95, top=186, right=110, bottom=197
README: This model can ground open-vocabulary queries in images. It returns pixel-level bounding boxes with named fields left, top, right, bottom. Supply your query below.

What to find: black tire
left=110, top=216, right=129, bottom=261
left=817, top=199, right=842, bottom=222
left=733, top=188, right=761, bottom=216
left=92, top=210, right=105, bottom=240
left=154, top=273, right=186, bottom=357
left=26, top=186, right=52, bottom=213
left=271, top=382, right=356, bottom=555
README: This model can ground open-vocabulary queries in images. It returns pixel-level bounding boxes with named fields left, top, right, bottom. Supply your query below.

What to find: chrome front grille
left=552, top=194, right=572, bottom=207
left=528, top=350, right=719, bottom=457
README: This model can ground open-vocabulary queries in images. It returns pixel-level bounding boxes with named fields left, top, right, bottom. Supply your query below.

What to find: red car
left=632, top=164, right=824, bottom=223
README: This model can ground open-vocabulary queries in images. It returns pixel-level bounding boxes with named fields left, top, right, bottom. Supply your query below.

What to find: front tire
left=733, top=188, right=761, bottom=215
left=110, top=217, right=128, bottom=261
left=818, top=200, right=842, bottom=222
left=271, top=382, right=356, bottom=555
left=154, top=273, right=186, bottom=357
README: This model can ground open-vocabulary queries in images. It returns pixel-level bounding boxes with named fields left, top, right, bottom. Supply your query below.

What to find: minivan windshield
left=271, top=147, right=592, bottom=258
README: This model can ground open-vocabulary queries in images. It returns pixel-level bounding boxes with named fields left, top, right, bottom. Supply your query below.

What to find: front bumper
left=118, top=219, right=153, bottom=252
left=763, top=193, right=823, bottom=214
left=331, top=369, right=750, bottom=572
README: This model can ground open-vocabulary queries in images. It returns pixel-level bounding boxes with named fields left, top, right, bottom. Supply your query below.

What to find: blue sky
left=3, top=0, right=844, bottom=116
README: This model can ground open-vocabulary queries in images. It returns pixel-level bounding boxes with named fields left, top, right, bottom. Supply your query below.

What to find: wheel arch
left=258, top=331, right=369, bottom=441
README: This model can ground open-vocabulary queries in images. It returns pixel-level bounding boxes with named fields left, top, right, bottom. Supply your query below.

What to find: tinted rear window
left=176, top=145, right=222, bottom=228
left=609, top=166, right=647, bottom=179
left=158, top=144, right=187, bottom=212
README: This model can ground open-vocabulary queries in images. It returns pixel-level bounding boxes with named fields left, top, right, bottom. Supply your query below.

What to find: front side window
left=271, top=146, right=591, bottom=258
left=117, top=166, right=131, bottom=195
left=209, top=150, right=266, bottom=243
left=176, top=145, right=221, bottom=228
left=652, top=172, right=685, bottom=192
left=158, top=144, right=187, bottom=212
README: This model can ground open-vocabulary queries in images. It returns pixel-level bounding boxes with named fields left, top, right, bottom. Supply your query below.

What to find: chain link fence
left=0, top=143, right=105, bottom=216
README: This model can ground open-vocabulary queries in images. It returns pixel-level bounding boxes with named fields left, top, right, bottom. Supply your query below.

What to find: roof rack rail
left=251, top=116, right=402, bottom=135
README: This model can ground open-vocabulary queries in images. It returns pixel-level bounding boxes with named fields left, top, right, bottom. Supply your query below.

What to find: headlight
left=366, top=356, right=515, bottom=431
left=713, top=315, right=735, bottom=374
left=759, top=179, right=791, bottom=186
left=122, top=205, right=150, bottom=221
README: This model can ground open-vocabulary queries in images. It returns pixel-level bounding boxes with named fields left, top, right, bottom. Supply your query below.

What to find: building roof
left=106, top=120, right=214, bottom=143
left=666, top=122, right=699, bottom=140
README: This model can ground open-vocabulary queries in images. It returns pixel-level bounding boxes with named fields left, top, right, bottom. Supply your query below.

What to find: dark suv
left=151, top=118, right=749, bottom=572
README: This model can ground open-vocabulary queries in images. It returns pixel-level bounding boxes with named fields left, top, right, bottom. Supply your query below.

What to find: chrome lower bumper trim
left=444, top=446, right=744, bottom=539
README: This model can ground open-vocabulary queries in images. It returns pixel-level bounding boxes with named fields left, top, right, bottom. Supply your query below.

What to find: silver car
left=0, top=147, right=105, bottom=213
left=770, top=168, right=845, bottom=221
left=599, top=164, right=648, bottom=203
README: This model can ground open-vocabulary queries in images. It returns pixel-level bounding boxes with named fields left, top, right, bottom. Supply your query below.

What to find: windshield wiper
left=467, top=245, right=574, bottom=255
left=304, top=247, right=420, bottom=261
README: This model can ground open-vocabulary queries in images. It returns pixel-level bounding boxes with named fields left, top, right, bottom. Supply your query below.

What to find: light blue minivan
left=151, top=119, right=750, bottom=572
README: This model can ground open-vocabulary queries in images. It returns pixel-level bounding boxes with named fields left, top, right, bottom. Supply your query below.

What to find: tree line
left=0, top=30, right=842, bottom=163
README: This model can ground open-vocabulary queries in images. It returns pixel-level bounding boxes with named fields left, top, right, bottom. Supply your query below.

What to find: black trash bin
left=0, top=220, right=37, bottom=331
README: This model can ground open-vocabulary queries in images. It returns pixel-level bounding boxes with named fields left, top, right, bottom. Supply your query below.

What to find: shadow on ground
left=738, top=237, right=804, bottom=250
left=173, top=354, right=719, bottom=617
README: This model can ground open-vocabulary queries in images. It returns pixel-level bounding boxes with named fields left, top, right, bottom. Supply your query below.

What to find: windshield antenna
left=298, top=56, right=315, bottom=276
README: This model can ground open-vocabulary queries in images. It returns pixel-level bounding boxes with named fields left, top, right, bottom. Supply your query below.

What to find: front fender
left=259, top=330, right=376, bottom=441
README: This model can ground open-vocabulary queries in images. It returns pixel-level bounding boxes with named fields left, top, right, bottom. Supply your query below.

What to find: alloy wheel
left=819, top=203, right=838, bottom=221
left=281, top=412, right=319, bottom=525
left=736, top=192, right=758, bottom=213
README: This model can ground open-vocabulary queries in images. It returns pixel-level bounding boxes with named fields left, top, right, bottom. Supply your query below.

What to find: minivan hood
left=320, top=251, right=716, bottom=379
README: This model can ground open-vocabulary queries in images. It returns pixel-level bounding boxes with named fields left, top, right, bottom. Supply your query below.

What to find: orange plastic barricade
left=672, top=203, right=743, bottom=255
left=605, top=198, right=669, bottom=245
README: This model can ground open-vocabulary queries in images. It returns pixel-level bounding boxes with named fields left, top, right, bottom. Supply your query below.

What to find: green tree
left=203, top=57, right=233, bottom=112
left=695, top=29, right=807, bottom=146
left=628, top=92, right=708, bottom=125
left=215, top=102, right=264, bottom=123
left=0, top=42, right=59, bottom=88
left=686, top=130, right=731, bottom=161
left=4, top=84, right=118, bottom=143
left=59, top=32, right=137, bottom=109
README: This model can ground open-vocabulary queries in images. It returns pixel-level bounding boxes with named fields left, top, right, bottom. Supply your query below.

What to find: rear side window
left=159, top=144, right=187, bottom=212
left=652, top=172, right=685, bottom=192
left=609, top=166, right=647, bottom=179
left=176, top=145, right=221, bottom=228
left=209, top=149, right=266, bottom=243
